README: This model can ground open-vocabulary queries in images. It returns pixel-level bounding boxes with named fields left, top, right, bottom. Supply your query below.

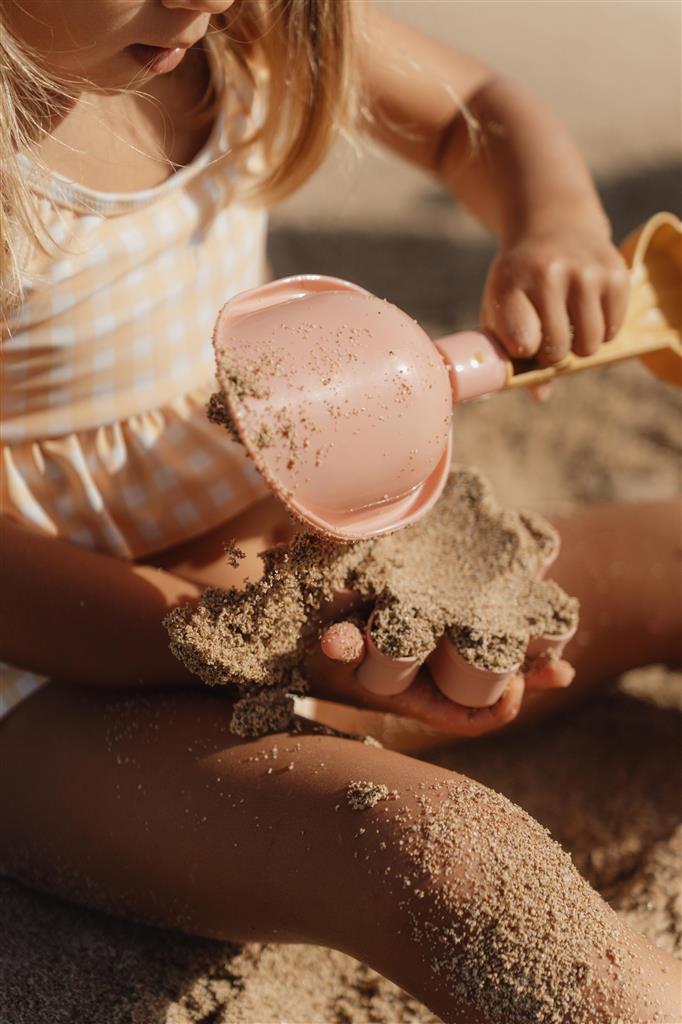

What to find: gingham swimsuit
left=0, top=65, right=269, bottom=717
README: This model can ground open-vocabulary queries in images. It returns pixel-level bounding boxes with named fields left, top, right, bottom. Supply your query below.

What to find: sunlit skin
left=4, top=0, right=238, bottom=188
left=2, top=501, right=680, bottom=1023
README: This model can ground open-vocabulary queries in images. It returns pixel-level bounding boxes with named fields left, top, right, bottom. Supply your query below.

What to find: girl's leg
left=518, top=498, right=682, bottom=724
left=1, top=684, right=678, bottom=1023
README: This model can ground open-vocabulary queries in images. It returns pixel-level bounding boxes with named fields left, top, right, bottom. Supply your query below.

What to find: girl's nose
left=160, top=0, right=235, bottom=12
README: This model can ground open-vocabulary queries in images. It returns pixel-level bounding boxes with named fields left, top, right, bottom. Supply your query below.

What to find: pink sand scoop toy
left=212, top=212, right=681, bottom=707
left=213, top=212, right=681, bottom=542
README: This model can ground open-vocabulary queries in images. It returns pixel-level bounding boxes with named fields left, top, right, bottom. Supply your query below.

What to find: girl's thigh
left=2, top=684, right=678, bottom=1023
left=0, top=683, right=431, bottom=952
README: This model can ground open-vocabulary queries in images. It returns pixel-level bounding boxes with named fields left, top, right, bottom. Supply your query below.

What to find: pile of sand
left=165, top=467, right=577, bottom=737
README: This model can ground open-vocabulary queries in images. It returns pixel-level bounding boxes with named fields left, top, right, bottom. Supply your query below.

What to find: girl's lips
left=128, top=44, right=187, bottom=74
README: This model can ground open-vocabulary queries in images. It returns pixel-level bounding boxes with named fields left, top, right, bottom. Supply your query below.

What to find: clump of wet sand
left=346, top=780, right=397, bottom=811
left=165, top=467, right=578, bottom=736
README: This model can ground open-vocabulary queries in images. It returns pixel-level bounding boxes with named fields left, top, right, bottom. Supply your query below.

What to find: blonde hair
left=0, top=27, right=72, bottom=316
left=0, top=0, right=360, bottom=318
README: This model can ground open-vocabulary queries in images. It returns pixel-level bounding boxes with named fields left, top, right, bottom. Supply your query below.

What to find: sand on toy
left=165, top=467, right=578, bottom=736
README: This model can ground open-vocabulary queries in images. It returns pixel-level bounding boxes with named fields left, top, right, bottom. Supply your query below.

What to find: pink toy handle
left=434, top=331, right=511, bottom=403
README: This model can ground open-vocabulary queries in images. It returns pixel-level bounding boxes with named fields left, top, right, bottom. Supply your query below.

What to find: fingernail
left=560, top=665, right=576, bottom=687
left=321, top=622, right=364, bottom=663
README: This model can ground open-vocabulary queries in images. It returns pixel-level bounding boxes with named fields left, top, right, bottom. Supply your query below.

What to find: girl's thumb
left=320, top=621, right=366, bottom=668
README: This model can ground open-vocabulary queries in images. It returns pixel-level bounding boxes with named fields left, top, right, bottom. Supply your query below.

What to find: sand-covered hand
left=165, top=467, right=578, bottom=737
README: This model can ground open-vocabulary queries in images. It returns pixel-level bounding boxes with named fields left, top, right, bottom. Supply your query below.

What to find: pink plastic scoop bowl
left=212, top=273, right=506, bottom=540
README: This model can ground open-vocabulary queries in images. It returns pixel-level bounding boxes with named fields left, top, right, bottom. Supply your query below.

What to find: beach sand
left=1, top=1, right=680, bottom=1020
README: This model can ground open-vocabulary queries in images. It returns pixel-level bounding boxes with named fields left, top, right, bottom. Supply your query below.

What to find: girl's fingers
left=320, top=621, right=366, bottom=667
left=601, top=261, right=630, bottom=341
left=529, top=272, right=573, bottom=366
left=524, top=658, right=575, bottom=693
left=483, top=286, right=543, bottom=359
left=566, top=275, right=606, bottom=356
left=311, top=615, right=571, bottom=736
left=305, top=647, right=526, bottom=737
left=484, top=239, right=629, bottom=363
left=370, top=671, right=525, bottom=738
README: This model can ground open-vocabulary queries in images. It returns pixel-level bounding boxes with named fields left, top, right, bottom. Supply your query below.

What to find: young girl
left=1, top=2, right=679, bottom=1021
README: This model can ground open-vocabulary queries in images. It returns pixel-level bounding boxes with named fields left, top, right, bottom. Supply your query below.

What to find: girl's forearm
left=0, top=518, right=200, bottom=688
left=438, top=75, right=609, bottom=244
left=359, top=10, right=608, bottom=245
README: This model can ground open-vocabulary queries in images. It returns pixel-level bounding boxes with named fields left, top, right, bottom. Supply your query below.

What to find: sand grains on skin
left=345, top=781, right=397, bottom=811
left=356, top=777, right=666, bottom=1024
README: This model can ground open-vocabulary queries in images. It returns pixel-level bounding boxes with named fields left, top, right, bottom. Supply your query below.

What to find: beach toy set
left=210, top=213, right=681, bottom=707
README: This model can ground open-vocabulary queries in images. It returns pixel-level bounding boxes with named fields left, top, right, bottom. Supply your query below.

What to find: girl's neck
left=33, top=45, right=214, bottom=194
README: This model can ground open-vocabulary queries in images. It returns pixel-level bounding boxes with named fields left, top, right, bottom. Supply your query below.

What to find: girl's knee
left=344, top=773, right=645, bottom=1022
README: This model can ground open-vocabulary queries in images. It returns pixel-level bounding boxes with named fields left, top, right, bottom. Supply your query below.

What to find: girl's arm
left=358, top=8, right=629, bottom=364
left=2, top=515, right=523, bottom=734
left=0, top=518, right=200, bottom=688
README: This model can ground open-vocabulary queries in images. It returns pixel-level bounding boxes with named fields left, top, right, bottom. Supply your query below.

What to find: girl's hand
left=303, top=623, right=574, bottom=740
left=481, top=225, right=630, bottom=367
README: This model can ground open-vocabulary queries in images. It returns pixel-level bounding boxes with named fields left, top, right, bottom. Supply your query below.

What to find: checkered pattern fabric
left=1, top=67, right=270, bottom=717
